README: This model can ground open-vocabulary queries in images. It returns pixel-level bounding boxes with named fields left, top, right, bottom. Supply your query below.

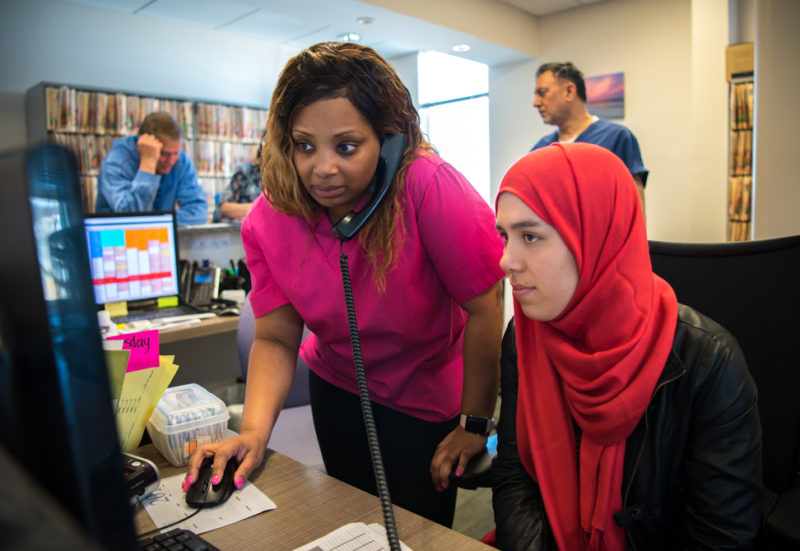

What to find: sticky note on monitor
left=157, top=296, right=179, bottom=308
left=105, top=301, right=128, bottom=318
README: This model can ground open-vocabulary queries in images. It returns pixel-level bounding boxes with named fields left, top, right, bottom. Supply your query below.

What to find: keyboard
left=112, top=305, right=205, bottom=324
left=138, top=528, right=220, bottom=551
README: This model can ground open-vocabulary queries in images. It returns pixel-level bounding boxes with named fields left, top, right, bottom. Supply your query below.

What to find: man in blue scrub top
left=96, top=112, right=207, bottom=226
left=531, top=62, right=648, bottom=208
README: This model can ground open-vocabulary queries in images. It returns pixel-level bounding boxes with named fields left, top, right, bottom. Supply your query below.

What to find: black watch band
left=459, top=413, right=494, bottom=435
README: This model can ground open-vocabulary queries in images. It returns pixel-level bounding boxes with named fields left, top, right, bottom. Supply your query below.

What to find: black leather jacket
left=492, top=305, right=763, bottom=550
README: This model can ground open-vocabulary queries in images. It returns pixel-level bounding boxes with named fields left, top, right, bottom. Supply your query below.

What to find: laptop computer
left=83, top=211, right=209, bottom=324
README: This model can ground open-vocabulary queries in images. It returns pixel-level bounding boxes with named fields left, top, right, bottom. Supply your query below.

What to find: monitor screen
left=0, top=144, right=137, bottom=550
left=83, top=212, right=180, bottom=306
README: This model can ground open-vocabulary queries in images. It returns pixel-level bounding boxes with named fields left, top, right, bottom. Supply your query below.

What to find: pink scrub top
left=241, top=153, right=505, bottom=422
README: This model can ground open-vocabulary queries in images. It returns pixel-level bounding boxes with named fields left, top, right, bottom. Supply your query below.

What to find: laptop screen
left=83, top=212, right=181, bottom=306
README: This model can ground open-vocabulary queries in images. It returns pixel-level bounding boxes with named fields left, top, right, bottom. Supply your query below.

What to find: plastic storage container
left=146, top=383, right=229, bottom=466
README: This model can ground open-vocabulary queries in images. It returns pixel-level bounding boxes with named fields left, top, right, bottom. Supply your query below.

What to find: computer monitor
left=0, top=144, right=137, bottom=550
left=83, top=212, right=181, bottom=307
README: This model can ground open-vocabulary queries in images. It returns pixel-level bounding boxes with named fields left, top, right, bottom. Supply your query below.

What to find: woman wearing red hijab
left=492, top=143, right=762, bottom=550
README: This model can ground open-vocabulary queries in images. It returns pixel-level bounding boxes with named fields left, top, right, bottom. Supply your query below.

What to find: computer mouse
left=185, top=456, right=239, bottom=508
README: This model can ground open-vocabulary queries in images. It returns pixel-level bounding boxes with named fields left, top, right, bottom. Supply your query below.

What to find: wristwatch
left=459, top=413, right=494, bottom=435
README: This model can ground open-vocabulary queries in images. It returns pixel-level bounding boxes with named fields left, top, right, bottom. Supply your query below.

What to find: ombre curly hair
left=260, top=41, right=432, bottom=289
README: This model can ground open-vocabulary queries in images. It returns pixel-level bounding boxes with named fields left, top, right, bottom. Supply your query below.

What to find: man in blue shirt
left=531, top=62, right=648, bottom=208
left=96, top=112, right=207, bottom=226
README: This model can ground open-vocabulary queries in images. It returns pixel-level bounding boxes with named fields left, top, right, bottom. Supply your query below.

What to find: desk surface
left=158, top=314, right=238, bottom=344
left=134, top=445, right=491, bottom=551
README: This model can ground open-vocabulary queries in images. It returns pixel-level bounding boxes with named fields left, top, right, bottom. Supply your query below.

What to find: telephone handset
left=332, top=132, right=407, bottom=551
left=332, top=133, right=406, bottom=241
left=178, top=260, right=220, bottom=307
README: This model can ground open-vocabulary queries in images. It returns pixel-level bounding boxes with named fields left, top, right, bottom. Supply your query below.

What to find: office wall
left=0, top=92, right=26, bottom=152
left=490, top=0, right=730, bottom=243
left=753, top=0, right=800, bottom=239
left=730, top=0, right=756, bottom=44
left=387, top=52, right=421, bottom=112
left=3, top=0, right=796, bottom=243
left=0, top=0, right=297, bottom=151
left=364, top=0, right=540, bottom=58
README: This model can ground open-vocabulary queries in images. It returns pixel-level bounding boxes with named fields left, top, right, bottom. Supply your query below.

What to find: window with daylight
left=417, top=51, right=490, bottom=203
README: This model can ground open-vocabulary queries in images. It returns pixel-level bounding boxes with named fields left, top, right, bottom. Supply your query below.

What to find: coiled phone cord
left=339, top=242, right=402, bottom=551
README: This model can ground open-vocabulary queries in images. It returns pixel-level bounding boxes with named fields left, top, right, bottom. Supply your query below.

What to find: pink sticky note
left=108, top=330, right=159, bottom=372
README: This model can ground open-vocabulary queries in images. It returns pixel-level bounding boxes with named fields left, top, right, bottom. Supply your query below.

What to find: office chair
left=236, top=296, right=311, bottom=407
left=235, top=296, right=324, bottom=470
left=649, top=235, right=800, bottom=550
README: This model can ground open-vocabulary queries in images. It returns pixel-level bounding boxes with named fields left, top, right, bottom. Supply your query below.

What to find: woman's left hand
left=429, top=426, right=488, bottom=490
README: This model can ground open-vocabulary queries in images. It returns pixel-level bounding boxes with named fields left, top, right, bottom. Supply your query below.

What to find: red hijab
left=497, top=143, right=677, bottom=550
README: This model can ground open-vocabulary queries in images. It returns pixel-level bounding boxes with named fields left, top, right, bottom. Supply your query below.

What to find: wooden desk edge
left=133, top=445, right=492, bottom=550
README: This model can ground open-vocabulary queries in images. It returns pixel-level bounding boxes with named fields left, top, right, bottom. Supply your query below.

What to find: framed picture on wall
left=586, top=72, right=625, bottom=119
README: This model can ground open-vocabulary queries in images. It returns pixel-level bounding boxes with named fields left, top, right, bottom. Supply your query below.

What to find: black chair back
left=649, top=236, right=800, bottom=496
left=236, top=295, right=312, bottom=408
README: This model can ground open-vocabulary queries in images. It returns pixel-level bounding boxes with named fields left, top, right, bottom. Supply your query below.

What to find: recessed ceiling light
left=357, top=16, right=374, bottom=25
left=338, top=32, right=361, bottom=42
left=452, top=44, right=471, bottom=52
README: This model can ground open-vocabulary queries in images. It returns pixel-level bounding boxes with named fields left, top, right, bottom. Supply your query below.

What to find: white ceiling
left=500, top=0, right=604, bottom=15
left=54, top=0, right=607, bottom=66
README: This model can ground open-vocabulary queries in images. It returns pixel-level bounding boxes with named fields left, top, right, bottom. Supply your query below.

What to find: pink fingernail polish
left=441, top=482, right=448, bottom=490
left=186, top=475, right=193, bottom=486
left=235, top=477, right=244, bottom=489
left=435, top=486, right=443, bottom=493
left=211, top=475, right=219, bottom=485
left=455, top=470, right=463, bottom=477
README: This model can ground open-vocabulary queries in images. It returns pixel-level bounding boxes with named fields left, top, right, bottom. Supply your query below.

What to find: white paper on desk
left=141, top=473, right=276, bottom=534
left=293, top=522, right=413, bottom=551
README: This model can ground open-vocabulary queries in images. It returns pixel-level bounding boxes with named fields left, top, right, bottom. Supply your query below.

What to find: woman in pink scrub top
left=185, top=42, right=505, bottom=527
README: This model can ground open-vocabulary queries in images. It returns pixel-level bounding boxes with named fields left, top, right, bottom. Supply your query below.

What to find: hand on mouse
left=182, top=430, right=267, bottom=493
